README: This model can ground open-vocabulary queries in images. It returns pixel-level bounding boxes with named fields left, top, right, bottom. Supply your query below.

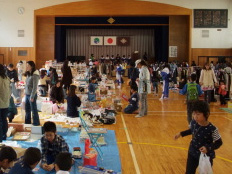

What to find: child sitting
left=0, top=146, right=17, bottom=173
left=41, top=121, right=69, bottom=172
left=88, top=77, right=97, bottom=102
left=124, top=85, right=139, bottom=114
left=55, top=152, right=72, bottom=174
left=66, top=85, right=81, bottom=117
left=174, top=100, right=223, bottom=174
left=9, top=147, right=41, bottom=174
left=218, top=80, right=227, bottom=105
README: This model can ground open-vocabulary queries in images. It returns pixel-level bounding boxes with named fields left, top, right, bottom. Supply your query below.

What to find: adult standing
left=16, top=61, right=24, bottom=81
left=128, top=61, right=139, bottom=88
left=199, top=63, right=218, bottom=103
left=24, top=61, right=40, bottom=126
left=61, top=60, right=73, bottom=95
left=6, top=64, right=20, bottom=102
left=135, top=60, right=151, bottom=118
left=0, top=64, right=11, bottom=142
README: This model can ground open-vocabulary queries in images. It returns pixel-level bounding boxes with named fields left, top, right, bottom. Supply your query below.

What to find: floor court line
left=120, top=113, right=141, bottom=174
left=117, top=141, right=232, bottom=163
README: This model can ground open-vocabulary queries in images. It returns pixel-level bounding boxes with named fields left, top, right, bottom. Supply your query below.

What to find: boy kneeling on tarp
left=124, top=85, right=139, bottom=114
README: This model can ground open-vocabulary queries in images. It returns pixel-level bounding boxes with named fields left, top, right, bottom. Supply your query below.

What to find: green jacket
left=0, top=77, right=11, bottom=108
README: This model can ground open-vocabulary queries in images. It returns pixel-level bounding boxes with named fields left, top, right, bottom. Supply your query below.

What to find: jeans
left=25, top=94, right=40, bottom=126
left=186, top=153, right=213, bottom=174
left=139, top=93, right=147, bottom=116
left=124, top=105, right=138, bottom=114
left=204, top=90, right=212, bottom=103
left=0, top=108, right=8, bottom=142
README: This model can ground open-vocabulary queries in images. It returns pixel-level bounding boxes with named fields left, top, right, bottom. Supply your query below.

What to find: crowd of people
left=0, top=56, right=229, bottom=173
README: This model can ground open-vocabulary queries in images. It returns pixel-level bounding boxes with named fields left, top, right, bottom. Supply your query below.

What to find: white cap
left=135, top=59, right=142, bottom=67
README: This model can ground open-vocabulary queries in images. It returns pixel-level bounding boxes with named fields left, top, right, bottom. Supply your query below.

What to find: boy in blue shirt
left=40, top=121, right=69, bottom=172
left=124, top=85, right=139, bottom=114
left=88, top=77, right=97, bottom=101
left=180, top=73, right=203, bottom=124
left=9, top=147, right=41, bottom=174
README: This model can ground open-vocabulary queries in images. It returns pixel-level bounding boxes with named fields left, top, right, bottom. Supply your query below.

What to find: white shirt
left=56, top=171, right=70, bottom=174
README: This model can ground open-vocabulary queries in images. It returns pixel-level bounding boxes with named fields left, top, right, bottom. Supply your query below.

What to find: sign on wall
left=104, top=36, right=117, bottom=45
left=90, top=36, right=103, bottom=45
left=194, top=9, right=228, bottom=28
left=169, top=46, right=177, bottom=57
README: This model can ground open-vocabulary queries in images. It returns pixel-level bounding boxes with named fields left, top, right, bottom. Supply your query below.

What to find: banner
left=90, top=36, right=103, bottom=45
left=117, top=37, right=130, bottom=46
left=104, top=36, right=117, bottom=45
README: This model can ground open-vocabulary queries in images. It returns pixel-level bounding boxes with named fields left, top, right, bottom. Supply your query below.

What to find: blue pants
left=25, top=95, right=40, bottom=126
left=88, top=93, right=96, bottom=102
left=124, top=105, right=138, bottom=114
left=0, top=108, right=8, bottom=142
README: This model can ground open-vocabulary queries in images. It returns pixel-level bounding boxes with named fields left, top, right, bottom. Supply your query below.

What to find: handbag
left=199, top=153, right=213, bottom=174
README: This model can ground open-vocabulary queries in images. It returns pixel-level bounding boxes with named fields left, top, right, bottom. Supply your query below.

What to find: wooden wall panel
left=0, top=47, right=34, bottom=67
left=35, top=0, right=192, bottom=16
left=192, top=48, right=232, bottom=66
left=169, top=16, right=190, bottom=63
left=36, top=17, right=55, bottom=68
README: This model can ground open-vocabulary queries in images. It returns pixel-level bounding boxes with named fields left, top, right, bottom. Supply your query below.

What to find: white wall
left=0, top=0, right=231, bottom=48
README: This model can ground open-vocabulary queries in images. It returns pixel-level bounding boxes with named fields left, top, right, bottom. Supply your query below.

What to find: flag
left=90, top=36, right=103, bottom=45
left=104, top=36, right=117, bottom=45
left=117, top=37, right=130, bottom=46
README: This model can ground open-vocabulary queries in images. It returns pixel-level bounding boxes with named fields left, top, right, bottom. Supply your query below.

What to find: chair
left=79, top=111, right=107, bottom=159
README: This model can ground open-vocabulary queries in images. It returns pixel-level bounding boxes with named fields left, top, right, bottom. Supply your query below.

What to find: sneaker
left=135, top=114, right=144, bottom=118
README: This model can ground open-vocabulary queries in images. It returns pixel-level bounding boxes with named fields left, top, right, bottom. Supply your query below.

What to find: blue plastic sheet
left=10, top=130, right=121, bottom=174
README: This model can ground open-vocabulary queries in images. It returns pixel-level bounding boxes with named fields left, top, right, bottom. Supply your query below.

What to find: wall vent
left=202, top=30, right=209, bottom=38
left=18, top=30, right=24, bottom=37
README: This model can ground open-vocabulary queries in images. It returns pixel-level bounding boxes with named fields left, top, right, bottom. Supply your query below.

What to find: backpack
left=187, top=83, right=198, bottom=101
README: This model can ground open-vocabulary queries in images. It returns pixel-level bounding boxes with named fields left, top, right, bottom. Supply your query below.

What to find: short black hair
left=131, top=85, right=138, bottom=92
left=91, top=77, right=96, bottom=81
left=55, top=152, right=72, bottom=171
left=8, top=64, right=14, bottom=68
left=43, top=121, right=56, bottom=133
left=190, top=73, right=197, bottom=82
left=23, top=147, right=41, bottom=166
left=0, top=146, right=17, bottom=162
left=192, top=100, right=210, bottom=120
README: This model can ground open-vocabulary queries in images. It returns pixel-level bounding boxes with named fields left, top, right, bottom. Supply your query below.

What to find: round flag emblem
left=107, top=38, right=113, bottom=44
left=94, top=38, right=100, bottom=44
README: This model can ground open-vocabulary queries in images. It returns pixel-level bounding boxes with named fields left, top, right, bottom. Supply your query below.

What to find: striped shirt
left=180, top=120, right=222, bottom=159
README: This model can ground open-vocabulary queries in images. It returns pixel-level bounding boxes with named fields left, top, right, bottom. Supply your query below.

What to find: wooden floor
left=103, top=83, right=232, bottom=174
left=13, top=82, right=232, bottom=174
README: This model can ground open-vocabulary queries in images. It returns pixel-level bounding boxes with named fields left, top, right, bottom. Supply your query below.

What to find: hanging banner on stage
left=104, top=36, right=117, bottom=45
left=117, top=37, right=130, bottom=46
left=90, top=36, right=103, bottom=45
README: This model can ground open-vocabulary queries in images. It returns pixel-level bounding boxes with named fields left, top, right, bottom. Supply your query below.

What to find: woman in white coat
left=199, top=63, right=218, bottom=103
left=135, top=60, right=151, bottom=118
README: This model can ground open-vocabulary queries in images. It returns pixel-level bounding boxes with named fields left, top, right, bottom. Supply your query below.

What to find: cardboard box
left=8, top=123, right=24, bottom=132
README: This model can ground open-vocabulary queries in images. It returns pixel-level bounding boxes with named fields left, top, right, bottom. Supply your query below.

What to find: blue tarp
left=9, top=130, right=121, bottom=174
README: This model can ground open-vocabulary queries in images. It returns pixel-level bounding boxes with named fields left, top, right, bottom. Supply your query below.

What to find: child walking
left=218, top=80, right=227, bottom=105
left=174, top=100, right=223, bottom=174
left=179, top=73, right=203, bottom=124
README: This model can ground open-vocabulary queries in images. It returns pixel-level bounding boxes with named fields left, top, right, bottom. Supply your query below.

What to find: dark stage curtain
left=66, top=28, right=155, bottom=61
left=154, top=26, right=169, bottom=63
left=55, top=26, right=66, bottom=62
